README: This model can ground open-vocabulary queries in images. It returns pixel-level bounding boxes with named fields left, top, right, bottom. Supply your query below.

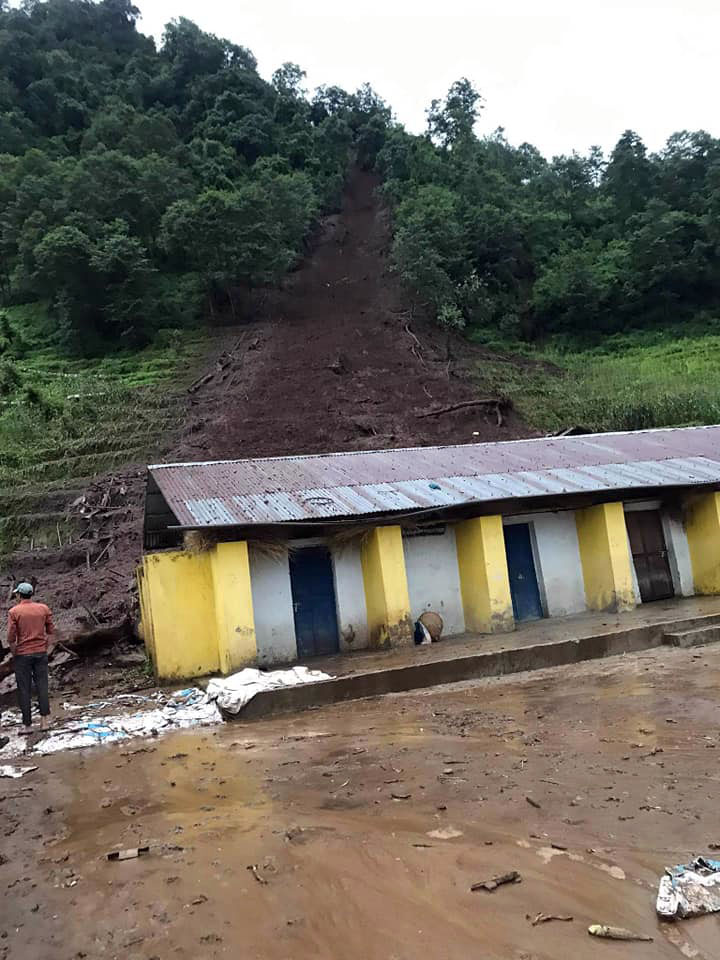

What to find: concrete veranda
left=315, top=595, right=720, bottom=677
left=238, top=595, right=720, bottom=719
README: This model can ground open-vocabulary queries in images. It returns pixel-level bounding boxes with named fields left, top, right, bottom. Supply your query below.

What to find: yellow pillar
left=575, top=502, right=636, bottom=612
left=455, top=515, right=514, bottom=634
left=136, top=564, right=155, bottom=663
left=140, top=550, right=220, bottom=678
left=210, top=541, right=257, bottom=673
left=361, top=526, right=413, bottom=648
left=685, top=491, right=720, bottom=594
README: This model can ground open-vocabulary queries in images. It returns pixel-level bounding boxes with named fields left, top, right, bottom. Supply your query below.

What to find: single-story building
left=138, top=425, right=720, bottom=679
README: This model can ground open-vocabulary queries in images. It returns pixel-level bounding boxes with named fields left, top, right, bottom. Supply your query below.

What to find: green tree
left=426, top=78, right=482, bottom=148
left=392, top=184, right=467, bottom=315
left=603, top=130, right=653, bottom=225
left=160, top=171, right=317, bottom=312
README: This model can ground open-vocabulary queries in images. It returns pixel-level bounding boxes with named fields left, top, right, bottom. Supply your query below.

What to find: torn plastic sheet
left=206, top=666, right=333, bottom=715
left=657, top=857, right=720, bottom=920
left=0, top=764, right=38, bottom=778
left=0, top=688, right=221, bottom=759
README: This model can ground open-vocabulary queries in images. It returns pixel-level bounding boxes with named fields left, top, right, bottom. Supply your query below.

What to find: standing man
left=7, top=583, right=54, bottom=733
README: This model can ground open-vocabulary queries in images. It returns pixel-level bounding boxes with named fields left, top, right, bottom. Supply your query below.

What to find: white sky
left=135, top=0, right=719, bottom=159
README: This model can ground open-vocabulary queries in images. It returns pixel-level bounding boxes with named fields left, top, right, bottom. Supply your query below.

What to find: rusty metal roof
left=148, top=425, right=720, bottom=528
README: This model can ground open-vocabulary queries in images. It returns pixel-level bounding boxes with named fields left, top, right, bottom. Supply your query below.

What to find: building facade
left=138, top=427, right=720, bottom=679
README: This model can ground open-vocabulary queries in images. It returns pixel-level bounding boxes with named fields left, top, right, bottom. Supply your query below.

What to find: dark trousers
left=14, top=653, right=50, bottom=726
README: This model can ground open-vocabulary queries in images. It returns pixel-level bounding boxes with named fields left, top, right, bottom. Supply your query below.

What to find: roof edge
left=148, top=423, right=720, bottom=472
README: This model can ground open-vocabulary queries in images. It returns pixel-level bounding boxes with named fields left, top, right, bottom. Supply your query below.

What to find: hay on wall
left=183, top=529, right=217, bottom=553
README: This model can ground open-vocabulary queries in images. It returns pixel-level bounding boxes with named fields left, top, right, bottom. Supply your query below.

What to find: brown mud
left=2, top=169, right=535, bottom=656
left=176, top=169, right=532, bottom=463
left=2, top=644, right=720, bottom=959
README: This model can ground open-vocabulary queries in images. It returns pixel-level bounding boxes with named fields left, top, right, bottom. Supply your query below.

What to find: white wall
left=249, top=546, right=297, bottom=666
left=533, top=513, right=587, bottom=616
left=505, top=512, right=587, bottom=618
left=662, top=510, right=695, bottom=597
left=403, top=527, right=465, bottom=636
left=331, top=542, right=369, bottom=652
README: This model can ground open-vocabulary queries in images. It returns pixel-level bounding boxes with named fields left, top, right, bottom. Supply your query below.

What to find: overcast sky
left=135, top=0, right=718, bottom=160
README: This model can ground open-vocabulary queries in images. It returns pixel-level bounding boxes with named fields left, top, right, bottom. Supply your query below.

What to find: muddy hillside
left=3, top=171, right=535, bottom=646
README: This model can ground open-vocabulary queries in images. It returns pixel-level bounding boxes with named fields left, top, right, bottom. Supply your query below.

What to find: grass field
left=0, top=305, right=212, bottom=491
left=474, top=322, right=720, bottom=433
left=3, top=306, right=719, bottom=496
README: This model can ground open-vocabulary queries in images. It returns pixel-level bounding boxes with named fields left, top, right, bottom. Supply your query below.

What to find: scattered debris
left=4, top=688, right=221, bottom=760
left=526, top=796, right=542, bottom=809
left=391, top=791, right=411, bottom=800
left=656, top=856, right=720, bottom=920
left=247, top=864, right=268, bottom=885
left=107, top=846, right=150, bottom=861
left=588, top=924, right=652, bottom=942
left=471, top=871, right=521, bottom=892
left=427, top=826, right=463, bottom=840
left=0, top=765, right=37, bottom=779
left=528, top=913, right=573, bottom=926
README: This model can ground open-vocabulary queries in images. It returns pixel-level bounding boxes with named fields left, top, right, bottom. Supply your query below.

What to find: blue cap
left=14, top=582, right=33, bottom=597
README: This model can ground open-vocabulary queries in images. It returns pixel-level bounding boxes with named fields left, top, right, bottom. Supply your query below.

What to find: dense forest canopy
left=1, top=0, right=720, bottom=352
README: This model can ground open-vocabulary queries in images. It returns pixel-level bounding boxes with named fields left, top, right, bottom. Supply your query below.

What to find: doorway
left=289, top=547, right=340, bottom=658
left=504, top=523, right=544, bottom=622
left=625, top=510, right=674, bottom=603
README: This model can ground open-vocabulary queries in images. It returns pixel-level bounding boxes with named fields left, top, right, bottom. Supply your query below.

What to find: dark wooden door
left=504, top=523, right=544, bottom=622
left=289, top=547, right=340, bottom=658
left=625, top=510, right=674, bottom=603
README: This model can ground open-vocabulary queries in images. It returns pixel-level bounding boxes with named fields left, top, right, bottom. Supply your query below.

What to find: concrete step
left=663, top=625, right=720, bottom=648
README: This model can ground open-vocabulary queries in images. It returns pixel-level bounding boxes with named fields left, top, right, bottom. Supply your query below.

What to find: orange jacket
left=7, top=599, right=55, bottom=656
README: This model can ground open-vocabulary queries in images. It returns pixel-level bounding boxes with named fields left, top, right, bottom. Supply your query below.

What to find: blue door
left=504, top=523, right=543, bottom=622
left=289, top=547, right=340, bottom=658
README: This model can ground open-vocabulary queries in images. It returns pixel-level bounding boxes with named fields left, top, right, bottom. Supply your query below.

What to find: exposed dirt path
left=3, top=644, right=719, bottom=959
left=177, top=169, right=532, bottom=461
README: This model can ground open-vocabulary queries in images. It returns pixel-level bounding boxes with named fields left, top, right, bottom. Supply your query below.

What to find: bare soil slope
left=178, top=169, right=530, bottom=462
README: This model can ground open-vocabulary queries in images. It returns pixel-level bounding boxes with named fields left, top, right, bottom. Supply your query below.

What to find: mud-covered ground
left=3, top=644, right=720, bottom=960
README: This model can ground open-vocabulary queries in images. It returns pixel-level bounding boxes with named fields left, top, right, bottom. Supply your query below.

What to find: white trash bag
left=206, top=666, right=332, bottom=715
left=657, top=857, right=720, bottom=920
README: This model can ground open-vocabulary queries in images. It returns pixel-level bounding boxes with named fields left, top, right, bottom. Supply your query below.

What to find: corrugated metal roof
left=148, top=425, right=720, bottom=528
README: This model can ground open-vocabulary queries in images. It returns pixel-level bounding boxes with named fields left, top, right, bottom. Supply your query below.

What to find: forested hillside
left=0, top=0, right=392, bottom=350
left=1, top=0, right=720, bottom=461
left=3, top=0, right=720, bottom=350
left=382, top=81, right=720, bottom=340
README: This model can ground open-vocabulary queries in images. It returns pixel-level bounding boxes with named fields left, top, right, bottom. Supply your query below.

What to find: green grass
left=0, top=304, right=211, bottom=492
left=473, top=321, right=720, bottom=433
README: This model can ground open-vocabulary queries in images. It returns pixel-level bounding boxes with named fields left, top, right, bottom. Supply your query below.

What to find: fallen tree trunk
left=65, top=615, right=135, bottom=657
left=417, top=398, right=505, bottom=418
left=417, top=398, right=510, bottom=427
